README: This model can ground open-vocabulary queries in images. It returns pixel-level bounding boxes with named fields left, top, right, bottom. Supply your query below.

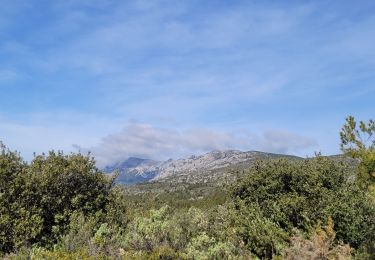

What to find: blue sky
left=1, top=0, right=374, bottom=166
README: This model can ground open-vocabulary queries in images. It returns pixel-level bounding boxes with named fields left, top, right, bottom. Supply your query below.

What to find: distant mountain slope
left=103, top=157, right=160, bottom=184
left=103, top=150, right=302, bottom=185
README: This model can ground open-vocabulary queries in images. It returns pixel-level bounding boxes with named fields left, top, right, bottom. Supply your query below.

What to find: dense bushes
left=231, top=157, right=375, bottom=258
left=0, top=144, right=114, bottom=254
left=232, top=157, right=349, bottom=231
left=1, top=141, right=375, bottom=259
left=284, top=218, right=352, bottom=259
left=119, top=205, right=246, bottom=258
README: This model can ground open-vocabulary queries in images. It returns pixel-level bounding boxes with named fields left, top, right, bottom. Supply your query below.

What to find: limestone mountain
left=103, top=150, right=301, bottom=185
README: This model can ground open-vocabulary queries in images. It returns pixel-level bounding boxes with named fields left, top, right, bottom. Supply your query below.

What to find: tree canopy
left=340, top=116, right=375, bottom=196
left=0, top=144, right=114, bottom=253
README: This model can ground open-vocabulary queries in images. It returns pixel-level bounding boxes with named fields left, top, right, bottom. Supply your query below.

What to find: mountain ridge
left=103, top=150, right=302, bottom=184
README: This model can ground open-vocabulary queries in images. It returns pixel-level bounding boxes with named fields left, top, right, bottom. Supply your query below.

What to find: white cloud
left=255, top=129, right=318, bottom=154
left=80, top=121, right=317, bottom=167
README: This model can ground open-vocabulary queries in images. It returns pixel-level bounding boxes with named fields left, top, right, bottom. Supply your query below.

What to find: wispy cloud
left=0, top=1, right=374, bottom=161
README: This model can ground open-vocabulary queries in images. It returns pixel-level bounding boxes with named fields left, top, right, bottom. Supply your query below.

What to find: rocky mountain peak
left=103, top=150, right=298, bottom=185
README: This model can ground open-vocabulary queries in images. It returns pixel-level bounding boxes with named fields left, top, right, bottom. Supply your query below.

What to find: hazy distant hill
left=103, top=150, right=302, bottom=185
left=103, top=157, right=160, bottom=184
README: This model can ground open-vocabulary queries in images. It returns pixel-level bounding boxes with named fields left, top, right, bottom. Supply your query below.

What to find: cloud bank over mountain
left=77, top=121, right=316, bottom=167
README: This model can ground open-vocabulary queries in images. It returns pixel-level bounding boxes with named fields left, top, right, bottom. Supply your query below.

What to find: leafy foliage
left=340, top=116, right=375, bottom=187
left=231, top=157, right=375, bottom=258
left=0, top=145, right=113, bottom=254
left=1, top=116, right=375, bottom=260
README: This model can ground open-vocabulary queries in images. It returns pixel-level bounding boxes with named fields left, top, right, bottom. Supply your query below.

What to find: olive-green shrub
left=0, top=144, right=114, bottom=254
left=231, top=157, right=375, bottom=258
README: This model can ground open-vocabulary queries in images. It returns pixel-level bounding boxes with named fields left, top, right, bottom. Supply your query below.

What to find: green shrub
left=231, top=201, right=288, bottom=259
left=0, top=145, right=115, bottom=254
left=186, top=232, right=237, bottom=260
left=57, top=211, right=97, bottom=252
left=124, top=206, right=174, bottom=251
left=231, top=157, right=375, bottom=258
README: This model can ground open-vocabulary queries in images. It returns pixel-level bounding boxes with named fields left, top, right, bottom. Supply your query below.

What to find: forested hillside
left=1, top=117, right=374, bottom=259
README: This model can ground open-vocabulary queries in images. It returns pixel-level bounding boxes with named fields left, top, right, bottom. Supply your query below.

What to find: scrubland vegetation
left=1, top=116, right=374, bottom=259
